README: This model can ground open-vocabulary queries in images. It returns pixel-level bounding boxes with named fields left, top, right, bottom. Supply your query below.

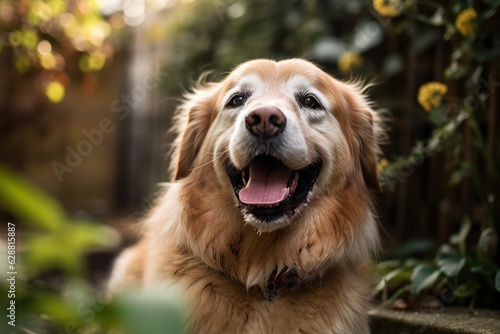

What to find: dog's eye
left=298, top=95, right=322, bottom=110
left=226, top=94, right=247, bottom=108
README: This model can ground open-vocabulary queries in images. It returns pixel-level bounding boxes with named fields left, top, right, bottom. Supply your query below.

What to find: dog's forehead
left=226, top=59, right=327, bottom=91
left=228, top=74, right=315, bottom=94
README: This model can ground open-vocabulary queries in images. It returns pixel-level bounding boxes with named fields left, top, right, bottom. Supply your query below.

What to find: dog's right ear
left=169, top=82, right=219, bottom=181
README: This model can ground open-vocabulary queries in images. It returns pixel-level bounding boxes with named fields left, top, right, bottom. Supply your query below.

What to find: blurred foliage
left=0, top=1, right=186, bottom=332
left=162, top=0, right=388, bottom=91
left=0, top=0, right=126, bottom=103
left=160, top=0, right=500, bottom=308
left=0, top=164, right=186, bottom=333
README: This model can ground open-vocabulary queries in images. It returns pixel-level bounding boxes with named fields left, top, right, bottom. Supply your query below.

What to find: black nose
left=245, top=106, right=286, bottom=140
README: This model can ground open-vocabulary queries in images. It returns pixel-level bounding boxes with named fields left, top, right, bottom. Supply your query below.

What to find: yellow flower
left=417, top=82, right=448, bottom=112
left=338, top=51, right=364, bottom=75
left=455, top=8, right=477, bottom=37
left=372, top=0, right=402, bottom=18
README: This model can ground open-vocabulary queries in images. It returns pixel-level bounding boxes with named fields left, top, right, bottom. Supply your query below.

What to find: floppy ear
left=342, top=83, right=384, bottom=191
left=357, top=107, right=382, bottom=191
left=169, top=83, right=219, bottom=181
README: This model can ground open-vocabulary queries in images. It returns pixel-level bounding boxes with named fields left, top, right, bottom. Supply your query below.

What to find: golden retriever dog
left=109, top=59, right=384, bottom=333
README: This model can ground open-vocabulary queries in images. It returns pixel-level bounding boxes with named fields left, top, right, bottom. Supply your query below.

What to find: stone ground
left=370, top=307, right=500, bottom=334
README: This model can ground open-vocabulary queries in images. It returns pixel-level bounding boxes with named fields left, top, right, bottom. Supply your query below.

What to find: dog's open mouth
left=227, top=155, right=321, bottom=223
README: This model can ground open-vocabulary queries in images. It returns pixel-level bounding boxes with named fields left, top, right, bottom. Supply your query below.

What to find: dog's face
left=171, top=59, right=381, bottom=233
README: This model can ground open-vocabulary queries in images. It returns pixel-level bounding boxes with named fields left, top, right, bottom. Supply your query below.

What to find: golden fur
left=109, top=59, right=384, bottom=333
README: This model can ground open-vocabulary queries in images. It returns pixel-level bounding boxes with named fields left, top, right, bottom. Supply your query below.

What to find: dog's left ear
left=357, top=108, right=382, bottom=191
left=342, top=83, right=384, bottom=191
left=169, top=82, right=219, bottom=181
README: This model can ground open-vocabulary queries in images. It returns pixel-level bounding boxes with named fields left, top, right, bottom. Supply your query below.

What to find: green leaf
left=382, top=285, right=411, bottom=307
left=470, top=65, right=484, bottom=87
left=449, top=217, right=471, bottom=254
left=31, top=292, right=80, bottom=325
left=453, top=280, right=479, bottom=298
left=376, top=260, right=403, bottom=274
left=496, top=271, right=500, bottom=292
left=24, top=222, right=120, bottom=276
left=0, top=164, right=64, bottom=230
left=387, top=267, right=413, bottom=283
left=477, top=227, right=497, bottom=261
left=470, top=262, right=494, bottom=275
left=436, top=247, right=466, bottom=277
left=374, top=267, right=413, bottom=294
left=444, top=61, right=467, bottom=80
left=410, top=264, right=441, bottom=295
left=403, top=258, right=425, bottom=268
left=429, top=105, right=447, bottom=126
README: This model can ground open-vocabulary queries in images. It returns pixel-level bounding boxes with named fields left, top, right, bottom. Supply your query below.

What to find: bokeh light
left=45, top=81, right=66, bottom=103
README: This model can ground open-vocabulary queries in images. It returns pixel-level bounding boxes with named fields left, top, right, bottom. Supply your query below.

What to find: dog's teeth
left=288, top=171, right=299, bottom=196
left=242, top=170, right=248, bottom=186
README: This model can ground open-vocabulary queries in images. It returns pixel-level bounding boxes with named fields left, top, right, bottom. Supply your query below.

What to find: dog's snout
left=245, top=106, right=286, bottom=139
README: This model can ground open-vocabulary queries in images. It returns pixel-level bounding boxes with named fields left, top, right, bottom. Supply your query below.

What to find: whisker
left=187, top=159, right=216, bottom=171
left=187, top=149, right=228, bottom=172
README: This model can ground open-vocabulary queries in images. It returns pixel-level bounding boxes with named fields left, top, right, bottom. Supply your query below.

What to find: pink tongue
left=239, top=158, right=292, bottom=206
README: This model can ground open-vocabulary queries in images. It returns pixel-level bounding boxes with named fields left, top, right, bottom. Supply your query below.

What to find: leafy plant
left=0, top=164, right=186, bottom=333
left=375, top=218, right=500, bottom=309
left=373, top=0, right=500, bottom=308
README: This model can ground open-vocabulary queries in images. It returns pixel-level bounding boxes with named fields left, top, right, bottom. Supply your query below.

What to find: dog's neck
left=263, top=267, right=301, bottom=300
